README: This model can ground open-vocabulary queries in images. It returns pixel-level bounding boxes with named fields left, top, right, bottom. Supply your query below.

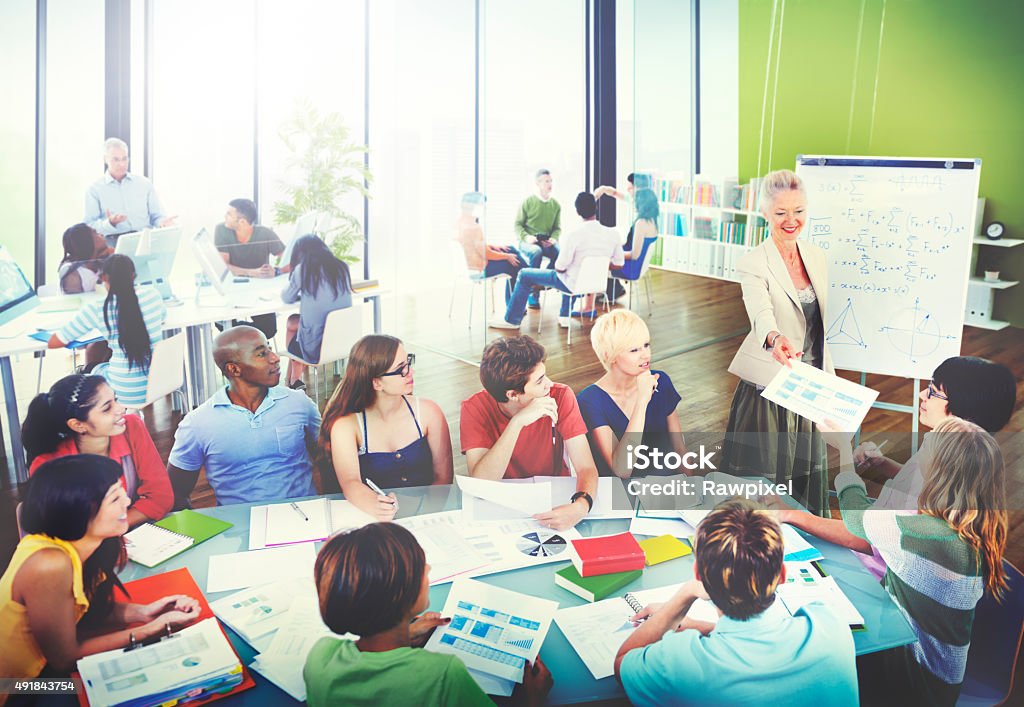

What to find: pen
left=290, top=502, right=309, bottom=521
left=856, top=439, right=888, bottom=467
left=365, top=479, right=395, bottom=504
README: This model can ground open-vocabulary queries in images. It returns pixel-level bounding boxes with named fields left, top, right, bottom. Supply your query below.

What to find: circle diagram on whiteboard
left=878, top=298, right=955, bottom=361
left=516, top=531, right=567, bottom=558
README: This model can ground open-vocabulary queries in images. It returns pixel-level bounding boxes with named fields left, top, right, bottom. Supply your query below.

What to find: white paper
left=209, top=577, right=317, bottom=648
left=264, top=499, right=331, bottom=546
left=397, top=511, right=492, bottom=584
left=456, top=475, right=553, bottom=515
left=555, top=584, right=720, bottom=680
left=249, top=499, right=374, bottom=550
left=425, top=578, right=558, bottom=684
left=78, top=619, right=241, bottom=706
left=467, top=668, right=515, bottom=697
left=761, top=360, right=879, bottom=431
left=461, top=477, right=633, bottom=522
left=780, top=524, right=824, bottom=562
left=629, top=514, right=696, bottom=539
left=207, top=544, right=316, bottom=593
left=776, top=562, right=865, bottom=627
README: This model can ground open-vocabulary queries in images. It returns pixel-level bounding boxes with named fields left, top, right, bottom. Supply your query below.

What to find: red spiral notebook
left=73, top=567, right=255, bottom=706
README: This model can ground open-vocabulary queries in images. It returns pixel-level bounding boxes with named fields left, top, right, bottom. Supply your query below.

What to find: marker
left=856, top=439, right=888, bottom=467
left=289, top=502, right=309, bottom=521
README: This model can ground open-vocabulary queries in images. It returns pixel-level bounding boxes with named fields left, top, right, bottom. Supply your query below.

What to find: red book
left=570, top=532, right=646, bottom=577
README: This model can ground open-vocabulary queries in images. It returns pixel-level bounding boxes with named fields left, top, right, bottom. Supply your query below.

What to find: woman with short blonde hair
left=577, top=310, right=686, bottom=478
left=722, top=169, right=831, bottom=513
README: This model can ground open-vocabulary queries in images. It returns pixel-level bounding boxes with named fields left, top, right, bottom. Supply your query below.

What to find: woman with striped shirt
left=49, top=254, right=166, bottom=407
left=822, top=416, right=1007, bottom=705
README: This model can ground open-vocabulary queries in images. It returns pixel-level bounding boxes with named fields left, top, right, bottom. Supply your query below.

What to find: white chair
left=284, top=305, right=364, bottom=404
left=610, top=241, right=657, bottom=313
left=138, top=332, right=188, bottom=414
left=448, top=242, right=512, bottom=328
left=537, top=256, right=612, bottom=345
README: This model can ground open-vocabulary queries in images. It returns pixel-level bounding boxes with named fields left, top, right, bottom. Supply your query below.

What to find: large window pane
left=481, top=0, right=586, bottom=253
left=150, top=0, right=255, bottom=275
left=0, top=0, right=36, bottom=280
left=45, top=0, right=105, bottom=282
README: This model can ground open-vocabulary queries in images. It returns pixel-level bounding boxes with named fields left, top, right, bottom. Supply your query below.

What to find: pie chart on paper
left=515, top=531, right=567, bottom=558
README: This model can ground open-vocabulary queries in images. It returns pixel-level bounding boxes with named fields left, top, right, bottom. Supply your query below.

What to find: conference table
left=120, top=482, right=917, bottom=705
left=0, top=277, right=387, bottom=483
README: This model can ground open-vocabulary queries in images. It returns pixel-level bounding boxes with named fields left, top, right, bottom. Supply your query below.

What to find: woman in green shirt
left=305, top=523, right=552, bottom=706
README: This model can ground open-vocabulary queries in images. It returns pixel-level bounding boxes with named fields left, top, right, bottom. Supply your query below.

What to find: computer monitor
left=0, top=245, right=38, bottom=328
left=191, top=228, right=231, bottom=297
left=119, top=226, right=183, bottom=301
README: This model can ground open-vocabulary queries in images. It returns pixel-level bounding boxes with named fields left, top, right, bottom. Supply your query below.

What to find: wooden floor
left=2, top=269, right=1023, bottom=692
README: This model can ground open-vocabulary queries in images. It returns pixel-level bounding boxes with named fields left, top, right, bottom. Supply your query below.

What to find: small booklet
left=264, top=499, right=332, bottom=546
left=776, top=561, right=866, bottom=630
left=124, top=524, right=193, bottom=568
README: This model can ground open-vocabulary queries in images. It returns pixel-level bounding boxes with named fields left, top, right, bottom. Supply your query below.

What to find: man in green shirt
left=515, top=169, right=562, bottom=308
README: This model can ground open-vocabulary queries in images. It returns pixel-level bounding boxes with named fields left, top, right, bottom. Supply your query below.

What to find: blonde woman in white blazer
left=722, top=170, right=831, bottom=514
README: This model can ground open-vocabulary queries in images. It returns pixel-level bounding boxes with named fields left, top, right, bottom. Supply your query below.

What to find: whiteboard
left=796, top=156, right=980, bottom=380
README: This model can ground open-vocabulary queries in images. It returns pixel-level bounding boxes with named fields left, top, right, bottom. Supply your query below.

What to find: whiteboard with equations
left=795, top=156, right=981, bottom=380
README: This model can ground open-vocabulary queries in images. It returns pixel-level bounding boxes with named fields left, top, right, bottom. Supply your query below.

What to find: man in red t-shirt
left=460, top=336, right=599, bottom=530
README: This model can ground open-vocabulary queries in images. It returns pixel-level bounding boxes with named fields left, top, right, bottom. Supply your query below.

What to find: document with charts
left=761, top=360, right=878, bottom=430
left=425, top=578, right=558, bottom=693
left=554, top=583, right=719, bottom=679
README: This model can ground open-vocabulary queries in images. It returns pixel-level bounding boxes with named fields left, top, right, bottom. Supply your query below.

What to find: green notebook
left=555, top=565, right=643, bottom=602
left=155, top=509, right=233, bottom=544
left=125, top=510, right=233, bottom=568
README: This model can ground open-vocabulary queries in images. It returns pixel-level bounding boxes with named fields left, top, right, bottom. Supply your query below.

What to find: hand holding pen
left=854, top=439, right=888, bottom=469
left=366, top=479, right=399, bottom=521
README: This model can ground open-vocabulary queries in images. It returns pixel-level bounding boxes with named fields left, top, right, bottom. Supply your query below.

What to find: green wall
left=739, top=0, right=1024, bottom=325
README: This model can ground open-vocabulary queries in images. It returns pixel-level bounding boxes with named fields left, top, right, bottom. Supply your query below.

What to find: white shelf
left=969, top=277, right=1019, bottom=290
left=965, top=319, right=1011, bottom=331
left=973, top=237, right=1024, bottom=248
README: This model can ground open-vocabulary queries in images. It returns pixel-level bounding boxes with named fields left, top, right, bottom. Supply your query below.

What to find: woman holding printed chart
left=721, top=170, right=832, bottom=514
left=316, top=335, right=453, bottom=520
left=0, top=456, right=199, bottom=693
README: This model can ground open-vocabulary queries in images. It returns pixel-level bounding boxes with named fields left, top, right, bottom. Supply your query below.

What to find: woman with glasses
left=317, top=335, right=453, bottom=520
left=776, top=355, right=1015, bottom=579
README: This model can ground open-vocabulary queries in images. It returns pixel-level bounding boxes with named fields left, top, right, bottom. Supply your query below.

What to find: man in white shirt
left=85, top=137, right=176, bottom=245
left=491, top=192, right=624, bottom=330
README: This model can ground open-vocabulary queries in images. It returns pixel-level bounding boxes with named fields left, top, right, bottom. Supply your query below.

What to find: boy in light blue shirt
left=615, top=500, right=858, bottom=707
left=167, top=326, right=319, bottom=507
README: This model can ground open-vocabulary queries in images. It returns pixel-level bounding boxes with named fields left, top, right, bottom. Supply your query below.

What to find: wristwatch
left=570, top=491, right=594, bottom=513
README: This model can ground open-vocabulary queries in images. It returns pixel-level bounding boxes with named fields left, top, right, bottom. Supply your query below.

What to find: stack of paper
left=458, top=476, right=634, bottom=522
left=78, top=618, right=244, bottom=706
left=425, top=579, right=559, bottom=696
left=209, top=577, right=318, bottom=652
left=776, top=561, right=865, bottom=629
left=249, top=499, right=375, bottom=550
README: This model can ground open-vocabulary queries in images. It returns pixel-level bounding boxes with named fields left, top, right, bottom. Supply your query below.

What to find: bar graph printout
left=761, top=361, right=879, bottom=431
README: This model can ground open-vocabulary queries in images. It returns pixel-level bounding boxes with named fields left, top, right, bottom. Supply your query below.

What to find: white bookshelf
left=651, top=176, right=766, bottom=283
left=965, top=201, right=1021, bottom=330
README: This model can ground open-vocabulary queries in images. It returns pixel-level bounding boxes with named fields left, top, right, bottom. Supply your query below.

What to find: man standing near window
left=85, top=138, right=177, bottom=247
left=515, top=169, right=562, bottom=309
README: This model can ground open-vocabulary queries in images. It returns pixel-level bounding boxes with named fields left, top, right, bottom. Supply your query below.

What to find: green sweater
left=303, top=637, right=493, bottom=707
left=515, top=195, right=561, bottom=241
left=837, top=471, right=983, bottom=706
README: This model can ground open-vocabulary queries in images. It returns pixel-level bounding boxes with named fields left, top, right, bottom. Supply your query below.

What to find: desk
left=0, top=280, right=387, bottom=483
left=120, top=485, right=916, bottom=705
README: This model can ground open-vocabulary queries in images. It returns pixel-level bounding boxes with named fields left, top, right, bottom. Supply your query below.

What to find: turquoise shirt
left=168, top=386, right=319, bottom=505
left=620, top=601, right=858, bottom=707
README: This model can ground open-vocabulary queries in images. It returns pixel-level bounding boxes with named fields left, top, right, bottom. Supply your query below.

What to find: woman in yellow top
left=0, top=455, right=200, bottom=697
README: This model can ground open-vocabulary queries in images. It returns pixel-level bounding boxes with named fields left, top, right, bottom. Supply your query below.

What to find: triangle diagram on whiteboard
left=826, top=298, right=867, bottom=347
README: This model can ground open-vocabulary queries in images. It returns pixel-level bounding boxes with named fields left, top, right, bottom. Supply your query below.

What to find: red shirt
left=29, top=414, right=173, bottom=521
left=459, top=383, right=588, bottom=478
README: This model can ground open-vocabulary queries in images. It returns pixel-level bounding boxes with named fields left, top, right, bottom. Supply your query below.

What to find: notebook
left=776, top=561, right=866, bottom=630
left=639, top=534, right=692, bottom=565
left=555, top=565, right=642, bottom=602
left=125, top=510, right=233, bottom=568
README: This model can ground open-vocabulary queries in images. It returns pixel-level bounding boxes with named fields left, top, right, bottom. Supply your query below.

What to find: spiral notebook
left=125, top=510, right=233, bottom=567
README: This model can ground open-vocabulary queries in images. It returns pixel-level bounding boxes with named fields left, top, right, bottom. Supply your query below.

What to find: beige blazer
left=727, top=239, right=834, bottom=387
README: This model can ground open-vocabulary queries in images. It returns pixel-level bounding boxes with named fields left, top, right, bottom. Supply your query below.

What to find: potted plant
left=272, top=99, right=372, bottom=264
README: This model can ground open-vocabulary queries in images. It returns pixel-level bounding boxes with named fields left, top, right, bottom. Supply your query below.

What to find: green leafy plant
left=272, top=99, right=372, bottom=263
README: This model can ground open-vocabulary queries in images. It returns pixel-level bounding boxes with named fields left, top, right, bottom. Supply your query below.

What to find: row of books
left=659, top=218, right=768, bottom=246
left=659, top=237, right=745, bottom=280
left=647, top=175, right=765, bottom=211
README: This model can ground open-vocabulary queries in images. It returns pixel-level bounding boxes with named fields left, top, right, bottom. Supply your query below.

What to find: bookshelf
left=648, top=175, right=767, bottom=283
left=965, top=231, right=1022, bottom=331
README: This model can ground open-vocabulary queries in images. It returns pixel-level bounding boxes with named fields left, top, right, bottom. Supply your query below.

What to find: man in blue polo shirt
left=615, top=499, right=858, bottom=707
left=167, top=325, right=319, bottom=507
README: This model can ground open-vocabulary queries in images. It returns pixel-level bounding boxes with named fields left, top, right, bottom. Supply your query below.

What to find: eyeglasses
left=381, top=354, right=415, bottom=378
left=925, top=383, right=948, bottom=401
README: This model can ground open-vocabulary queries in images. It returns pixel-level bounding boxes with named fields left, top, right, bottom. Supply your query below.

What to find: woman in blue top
left=610, top=187, right=659, bottom=281
left=317, top=335, right=454, bottom=520
left=50, top=255, right=166, bottom=407
left=282, top=235, right=353, bottom=388
left=577, top=310, right=686, bottom=477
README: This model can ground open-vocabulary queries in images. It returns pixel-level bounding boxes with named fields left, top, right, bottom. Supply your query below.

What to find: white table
left=1, top=278, right=387, bottom=484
